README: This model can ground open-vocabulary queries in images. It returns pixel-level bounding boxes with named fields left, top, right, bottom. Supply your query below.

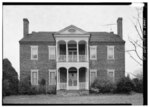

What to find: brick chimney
left=23, top=18, right=29, bottom=37
left=117, top=17, right=123, bottom=39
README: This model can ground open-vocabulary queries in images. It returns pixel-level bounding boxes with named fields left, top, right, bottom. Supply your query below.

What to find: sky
left=3, top=4, right=143, bottom=79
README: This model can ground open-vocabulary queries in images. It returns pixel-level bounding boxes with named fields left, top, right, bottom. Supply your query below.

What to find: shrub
left=91, top=78, right=116, bottom=93
left=38, top=79, right=46, bottom=94
left=132, top=78, right=143, bottom=93
left=47, top=86, right=56, bottom=94
left=115, top=77, right=134, bottom=94
left=3, top=59, right=19, bottom=96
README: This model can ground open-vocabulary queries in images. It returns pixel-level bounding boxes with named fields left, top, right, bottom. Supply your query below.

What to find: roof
left=19, top=31, right=125, bottom=43
left=19, top=32, right=55, bottom=43
left=90, top=32, right=125, bottom=43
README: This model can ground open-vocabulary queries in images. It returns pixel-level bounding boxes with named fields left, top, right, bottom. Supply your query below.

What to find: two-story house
left=19, top=18, right=125, bottom=94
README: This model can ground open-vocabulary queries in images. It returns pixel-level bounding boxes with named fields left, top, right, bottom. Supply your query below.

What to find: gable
left=55, top=25, right=89, bottom=35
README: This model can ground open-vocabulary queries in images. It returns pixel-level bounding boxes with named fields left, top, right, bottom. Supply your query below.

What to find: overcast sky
left=3, top=4, right=143, bottom=78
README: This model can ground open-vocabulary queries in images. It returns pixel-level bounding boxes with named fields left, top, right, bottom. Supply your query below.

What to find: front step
left=57, top=90, right=89, bottom=96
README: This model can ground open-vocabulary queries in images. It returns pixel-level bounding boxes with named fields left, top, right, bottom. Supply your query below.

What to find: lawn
left=3, top=93, right=143, bottom=105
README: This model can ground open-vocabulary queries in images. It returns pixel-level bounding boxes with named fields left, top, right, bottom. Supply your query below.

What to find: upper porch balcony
left=57, top=40, right=89, bottom=62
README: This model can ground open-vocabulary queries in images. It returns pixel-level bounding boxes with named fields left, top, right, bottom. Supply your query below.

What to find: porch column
left=56, top=41, right=58, bottom=62
left=86, top=68, right=89, bottom=90
left=77, top=41, right=79, bottom=62
left=77, top=68, right=79, bottom=90
left=86, top=41, right=89, bottom=62
left=66, top=41, right=68, bottom=62
left=66, top=68, right=68, bottom=90
left=57, top=69, right=59, bottom=90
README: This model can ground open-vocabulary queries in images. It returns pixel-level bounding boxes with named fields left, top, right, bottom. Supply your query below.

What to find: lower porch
left=57, top=67, right=89, bottom=90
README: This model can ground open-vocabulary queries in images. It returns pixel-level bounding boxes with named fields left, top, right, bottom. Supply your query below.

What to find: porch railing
left=79, top=55, right=87, bottom=62
left=59, top=83, right=67, bottom=89
left=58, top=55, right=87, bottom=62
left=68, top=55, right=77, bottom=62
left=59, top=55, right=66, bottom=62
left=79, top=82, right=86, bottom=89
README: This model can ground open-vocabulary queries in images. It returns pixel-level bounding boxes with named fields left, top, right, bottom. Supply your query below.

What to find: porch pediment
left=55, top=25, right=89, bottom=35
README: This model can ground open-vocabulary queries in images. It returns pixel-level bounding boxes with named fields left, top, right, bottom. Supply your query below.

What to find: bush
left=38, top=79, right=46, bottom=94
left=19, top=76, right=38, bottom=95
left=132, top=78, right=143, bottom=93
left=115, top=77, right=134, bottom=94
left=90, top=78, right=116, bottom=93
left=47, top=86, right=56, bottom=94
left=3, top=59, right=19, bottom=96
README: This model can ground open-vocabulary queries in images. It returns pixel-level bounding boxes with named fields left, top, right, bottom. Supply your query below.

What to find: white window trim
left=49, top=69, right=56, bottom=85
left=31, top=46, right=38, bottom=60
left=107, top=69, right=115, bottom=82
left=48, top=46, right=56, bottom=60
left=90, top=46, right=97, bottom=60
left=31, top=69, right=38, bottom=85
left=107, top=45, right=115, bottom=60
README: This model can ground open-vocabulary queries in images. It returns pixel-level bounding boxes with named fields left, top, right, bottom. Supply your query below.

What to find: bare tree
left=126, top=8, right=145, bottom=66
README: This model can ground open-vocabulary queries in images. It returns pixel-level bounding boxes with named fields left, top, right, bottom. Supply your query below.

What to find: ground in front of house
left=3, top=93, right=143, bottom=105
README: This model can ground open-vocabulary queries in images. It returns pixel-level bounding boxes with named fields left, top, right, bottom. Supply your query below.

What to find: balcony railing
left=59, top=83, right=67, bottom=89
left=79, top=82, right=86, bottom=89
left=79, top=55, right=87, bottom=62
left=68, top=55, right=77, bottom=62
left=58, top=55, right=87, bottom=62
left=59, top=55, right=66, bottom=62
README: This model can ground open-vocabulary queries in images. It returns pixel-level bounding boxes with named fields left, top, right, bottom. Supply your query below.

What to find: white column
left=86, top=41, right=89, bottom=62
left=66, top=42, right=68, bottom=62
left=67, top=68, right=68, bottom=90
left=56, top=41, right=58, bottom=62
left=77, top=68, right=79, bottom=90
left=77, top=41, right=79, bottom=62
left=86, top=68, right=89, bottom=90
left=57, top=69, right=59, bottom=90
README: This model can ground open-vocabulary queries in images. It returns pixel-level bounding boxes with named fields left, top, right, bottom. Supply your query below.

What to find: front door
left=68, top=71, right=77, bottom=89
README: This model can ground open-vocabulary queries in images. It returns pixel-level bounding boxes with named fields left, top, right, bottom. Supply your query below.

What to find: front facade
left=19, top=18, right=125, bottom=93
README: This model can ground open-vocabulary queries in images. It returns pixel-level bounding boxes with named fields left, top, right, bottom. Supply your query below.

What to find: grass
left=3, top=93, right=143, bottom=105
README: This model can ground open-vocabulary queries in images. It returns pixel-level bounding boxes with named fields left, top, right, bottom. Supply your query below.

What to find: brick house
left=19, top=18, right=125, bottom=93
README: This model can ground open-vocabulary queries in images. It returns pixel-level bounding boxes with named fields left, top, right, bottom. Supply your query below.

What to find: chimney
left=23, top=18, right=29, bottom=37
left=117, top=17, right=123, bottom=39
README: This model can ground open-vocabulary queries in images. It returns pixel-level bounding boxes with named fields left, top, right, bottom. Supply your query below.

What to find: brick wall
left=90, top=42, right=125, bottom=82
left=20, top=42, right=56, bottom=90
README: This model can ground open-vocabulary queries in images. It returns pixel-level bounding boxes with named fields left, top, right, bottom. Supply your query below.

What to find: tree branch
left=127, top=52, right=142, bottom=66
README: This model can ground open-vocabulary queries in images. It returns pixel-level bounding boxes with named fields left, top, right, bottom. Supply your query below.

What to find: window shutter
left=49, top=46, right=56, bottom=60
left=90, top=46, right=97, bottom=60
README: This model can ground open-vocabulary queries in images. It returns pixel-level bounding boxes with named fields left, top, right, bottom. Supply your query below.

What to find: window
left=90, top=46, right=97, bottom=60
left=90, top=69, right=97, bottom=84
left=31, top=46, right=38, bottom=60
left=49, top=69, right=56, bottom=85
left=107, top=46, right=114, bottom=60
left=107, top=69, right=115, bottom=82
left=31, top=69, right=38, bottom=85
left=48, top=46, right=56, bottom=60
